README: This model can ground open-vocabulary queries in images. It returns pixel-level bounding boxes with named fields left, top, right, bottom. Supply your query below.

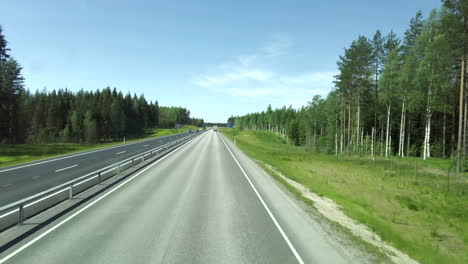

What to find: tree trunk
left=357, top=84, right=361, bottom=155
left=389, top=123, right=392, bottom=156
left=385, top=104, right=391, bottom=157
left=407, top=113, right=411, bottom=157
left=313, top=122, right=316, bottom=151
left=360, top=128, right=364, bottom=157
left=347, top=102, right=351, bottom=155
left=335, top=132, right=338, bottom=155
left=443, top=103, right=447, bottom=158
left=371, top=127, right=375, bottom=159
left=464, top=99, right=467, bottom=158
left=457, top=55, right=465, bottom=172
left=398, top=99, right=406, bottom=157
left=423, top=102, right=432, bottom=160
left=340, top=94, right=344, bottom=154
left=380, top=123, right=384, bottom=156
left=427, top=112, right=432, bottom=159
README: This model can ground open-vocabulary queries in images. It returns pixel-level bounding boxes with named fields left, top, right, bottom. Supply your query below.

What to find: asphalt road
left=0, top=130, right=366, bottom=264
left=0, top=132, right=196, bottom=206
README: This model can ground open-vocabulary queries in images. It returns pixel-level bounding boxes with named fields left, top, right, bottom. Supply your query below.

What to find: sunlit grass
left=223, top=128, right=467, bottom=264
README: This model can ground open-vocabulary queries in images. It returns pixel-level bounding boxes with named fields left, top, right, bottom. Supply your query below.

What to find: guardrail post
left=117, top=164, right=120, bottom=175
left=69, top=184, right=73, bottom=199
left=98, top=171, right=101, bottom=183
left=18, top=204, right=24, bottom=225
left=132, top=158, right=134, bottom=167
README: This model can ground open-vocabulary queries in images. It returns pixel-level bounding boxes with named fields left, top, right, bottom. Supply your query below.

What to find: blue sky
left=2, top=0, right=441, bottom=122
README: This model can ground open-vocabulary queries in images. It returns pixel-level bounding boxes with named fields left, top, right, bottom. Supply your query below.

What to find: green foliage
left=233, top=8, right=464, bottom=161
left=0, top=25, right=203, bottom=145
left=158, top=106, right=203, bottom=128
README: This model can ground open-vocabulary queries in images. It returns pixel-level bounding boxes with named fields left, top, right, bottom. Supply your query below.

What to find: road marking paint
left=55, top=165, right=78, bottom=173
left=0, top=134, right=181, bottom=174
left=0, top=137, right=190, bottom=218
left=32, top=176, right=40, bottom=179
left=219, top=135, right=305, bottom=264
left=0, top=135, right=202, bottom=264
left=143, top=144, right=149, bottom=147
left=116, top=151, right=126, bottom=155
left=1, top=184, right=12, bottom=188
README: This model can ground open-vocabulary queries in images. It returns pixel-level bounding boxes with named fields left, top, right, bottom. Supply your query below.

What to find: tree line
left=232, top=1, right=468, bottom=170
left=0, top=25, right=202, bottom=144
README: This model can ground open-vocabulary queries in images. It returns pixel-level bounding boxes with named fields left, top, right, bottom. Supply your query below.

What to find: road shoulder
left=219, top=133, right=376, bottom=264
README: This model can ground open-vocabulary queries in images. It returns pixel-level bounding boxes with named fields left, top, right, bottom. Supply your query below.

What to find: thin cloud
left=264, top=35, right=293, bottom=57
left=193, top=38, right=336, bottom=108
left=194, top=68, right=273, bottom=87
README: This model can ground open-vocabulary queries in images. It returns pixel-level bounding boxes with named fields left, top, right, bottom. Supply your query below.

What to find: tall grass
left=223, top=129, right=467, bottom=264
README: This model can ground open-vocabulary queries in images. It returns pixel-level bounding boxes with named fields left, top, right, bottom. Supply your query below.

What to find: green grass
left=222, top=128, right=468, bottom=264
left=0, top=125, right=200, bottom=168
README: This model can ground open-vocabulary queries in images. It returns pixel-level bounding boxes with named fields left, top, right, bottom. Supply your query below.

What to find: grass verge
left=222, top=128, right=467, bottom=264
left=0, top=125, right=200, bottom=168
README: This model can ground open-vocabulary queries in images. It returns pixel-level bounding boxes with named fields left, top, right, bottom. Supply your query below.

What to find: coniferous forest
left=232, top=3, right=468, bottom=171
left=0, top=26, right=203, bottom=145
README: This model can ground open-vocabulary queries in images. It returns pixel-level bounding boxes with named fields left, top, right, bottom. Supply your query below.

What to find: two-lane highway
left=0, top=132, right=196, bottom=206
left=0, top=130, right=367, bottom=264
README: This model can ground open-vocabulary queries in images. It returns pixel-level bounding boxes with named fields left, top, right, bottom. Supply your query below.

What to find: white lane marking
left=55, top=165, right=78, bottom=173
left=0, top=135, right=202, bottom=264
left=143, top=144, right=149, bottom=147
left=219, top=135, right=305, bottom=264
left=32, top=176, right=40, bottom=179
left=0, top=134, right=180, bottom=174
left=0, top=138, right=186, bottom=217
left=1, top=184, right=12, bottom=188
left=115, top=151, right=126, bottom=155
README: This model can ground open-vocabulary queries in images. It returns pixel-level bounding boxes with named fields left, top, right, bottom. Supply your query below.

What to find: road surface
left=0, top=132, right=194, bottom=206
left=0, top=130, right=365, bottom=264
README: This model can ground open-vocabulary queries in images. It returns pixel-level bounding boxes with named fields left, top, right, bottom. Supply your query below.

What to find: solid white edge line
left=0, top=140, right=181, bottom=219
left=0, top=134, right=201, bottom=264
left=0, top=137, right=189, bottom=219
left=0, top=133, right=185, bottom=173
left=54, top=165, right=78, bottom=173
left=219, top=134, right=305, bottom=264
left=0, top=140, right=176, bottom=219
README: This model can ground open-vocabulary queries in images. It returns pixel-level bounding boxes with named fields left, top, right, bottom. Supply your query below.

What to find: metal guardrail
left=0, top=132, right=199, bottom=227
